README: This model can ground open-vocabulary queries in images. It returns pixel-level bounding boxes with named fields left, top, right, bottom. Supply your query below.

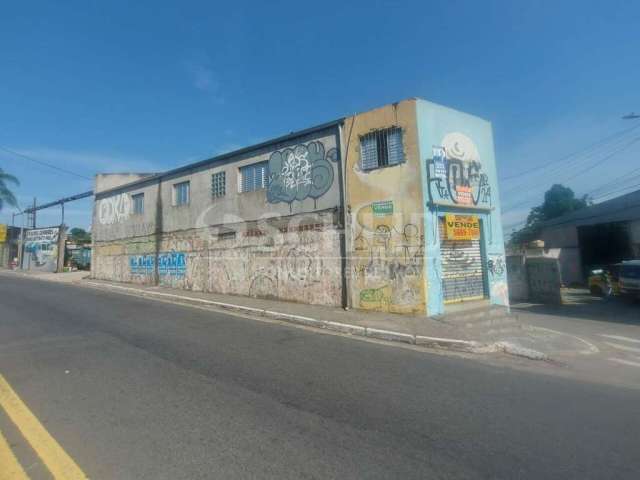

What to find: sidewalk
left=2, top=269, right=591, bottom=361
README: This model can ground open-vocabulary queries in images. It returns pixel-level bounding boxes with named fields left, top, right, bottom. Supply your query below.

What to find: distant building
left=0, top=225, right=23, bottom=269
left=539, top=189, right=640, bottom=284
left=91, top=98, right=508, bottom=316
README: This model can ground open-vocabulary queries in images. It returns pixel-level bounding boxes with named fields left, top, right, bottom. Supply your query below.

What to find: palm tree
left=0, top=168, right=19, bottom=212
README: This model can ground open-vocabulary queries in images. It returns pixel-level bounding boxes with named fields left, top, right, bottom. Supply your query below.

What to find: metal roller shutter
left=439, top=217, right=487, bottom=303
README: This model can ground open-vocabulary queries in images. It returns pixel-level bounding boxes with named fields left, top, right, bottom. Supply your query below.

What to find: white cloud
left=184, top=54, right=224, bottom=103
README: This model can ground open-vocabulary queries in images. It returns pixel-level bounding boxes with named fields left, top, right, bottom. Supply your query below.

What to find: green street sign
left=372, top=200, right=393, bottom=217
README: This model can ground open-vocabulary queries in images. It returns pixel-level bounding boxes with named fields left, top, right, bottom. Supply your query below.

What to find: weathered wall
left=95, top=173, right=155, bottom=194
left=92, top=126, right=344, bottom=306
left=416, top=99, right=508, bottom=314
left=506, top=254, right=529, bottom=302
left=342, top=100, right=426, bottom=314
left=526, top=257, right=562, bottom=304
left=92, top=211, right=343, bottom=305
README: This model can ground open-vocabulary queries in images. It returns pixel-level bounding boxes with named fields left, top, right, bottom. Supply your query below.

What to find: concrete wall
left=95, top=173, right=155, bottom=194
left=415, top=99, right=508, bottom=314
left=342, top=100, right=426, bottom=314
left=506, top=255, right=529, bottom=302
left=526, top=257, right=562, bottom=304
left=92, top=126, right=344, bottom=306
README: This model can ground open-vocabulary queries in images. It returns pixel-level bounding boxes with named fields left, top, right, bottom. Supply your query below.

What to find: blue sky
left=1, top=0, right=639, bottom=233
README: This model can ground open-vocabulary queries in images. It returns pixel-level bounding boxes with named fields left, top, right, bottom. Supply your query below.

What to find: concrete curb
left=83, top=280, right=547, bottom=359
left=492, top=341, right=549, bottom=361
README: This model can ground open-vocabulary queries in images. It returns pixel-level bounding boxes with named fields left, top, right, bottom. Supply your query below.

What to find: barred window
left=173, top=181, right=190, bottom=206
left=240, top=161, right=268, bottom=193
left=211, top=171, right=226, bottom=198
left=360, top=127, right=404, bottom=171
left=132, top=193, right=144, bottom=215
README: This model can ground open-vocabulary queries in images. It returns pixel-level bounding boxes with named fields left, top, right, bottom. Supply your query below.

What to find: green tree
left=509, top=184, right=589, bottom=247
left=0, top=168, right=19, bottom=212
left=69, top=227, right=91, bottom=243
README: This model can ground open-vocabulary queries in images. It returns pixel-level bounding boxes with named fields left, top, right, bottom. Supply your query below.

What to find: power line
left=558, top=135, right=640, bottom=184
left=588, top=174, right=640, bottom=200
left=591, top=182, right=640, bottom=202
left=501, top=127, right=640, bottom=197
left=499, top=121, right=640, bottom=182
left=0, top=146, right=92, bottom=181
left=587, top=166, right=640, bottom=196
left=501, top=134, right=640, bottom=213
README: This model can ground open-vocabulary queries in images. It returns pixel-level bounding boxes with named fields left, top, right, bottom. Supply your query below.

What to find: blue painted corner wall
left=415, top=99, right=508, bottom=315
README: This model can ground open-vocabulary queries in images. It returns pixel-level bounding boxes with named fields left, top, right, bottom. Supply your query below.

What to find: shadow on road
left=512, top=288, right=640, bottom=325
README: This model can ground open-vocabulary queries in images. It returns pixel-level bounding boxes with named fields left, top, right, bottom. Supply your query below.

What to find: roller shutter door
left=439, top=217, right=487, bottom=303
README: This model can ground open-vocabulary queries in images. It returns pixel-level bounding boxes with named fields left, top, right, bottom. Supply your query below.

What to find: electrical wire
left=591, top=182, right=640, bottom=202
left=501, top=127, right=640, bottom=198
left=501, top=134, right=640, bottom=213
left=587, top=167, right=640, bottom=196
left=499, top=121, right=640, bottom=182
left=0, top=146, right=92, bottom=181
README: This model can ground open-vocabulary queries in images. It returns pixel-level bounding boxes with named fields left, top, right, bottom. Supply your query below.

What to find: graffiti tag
left=129, top=251, right=187, bottom=278
left=98, top=193, right=131, bottom=225
left=267, top=141, right=335, bottom=207
left=426, top=133, right=492, bottom=208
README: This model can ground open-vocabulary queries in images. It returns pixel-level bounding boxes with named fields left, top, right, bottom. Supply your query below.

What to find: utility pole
left=32, top=197, right=36, bottom=228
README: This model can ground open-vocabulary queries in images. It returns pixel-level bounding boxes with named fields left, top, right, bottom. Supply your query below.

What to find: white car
left=618, top=260, right=640, bottom=298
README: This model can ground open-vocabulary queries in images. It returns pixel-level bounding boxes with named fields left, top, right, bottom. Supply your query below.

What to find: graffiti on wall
left=207, top=230, right=342, bottom=306
left=487, top=253, right=508, bottom=306
left=129, top=251, right=187, bottom=278
left=94, top=213, right=343, bottom=305
left=130, top=254, right=155, bottom=275
left=98, top=193, right=131, bottom=225
left=352, top=203, right=424, bottom=312
left=487, top=254, right=506, bottom=277
left=267, top=141, right=336, bottom=208
left=427, top=133, right=492, bottom=208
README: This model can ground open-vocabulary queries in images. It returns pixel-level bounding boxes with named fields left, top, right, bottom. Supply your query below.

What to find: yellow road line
left=0, top=429, right=29, bottom=480
left=0, top=374, right=87, bottom=480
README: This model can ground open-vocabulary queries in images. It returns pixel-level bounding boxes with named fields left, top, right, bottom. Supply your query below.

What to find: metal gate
left=439, top=217, right=487, bottom=303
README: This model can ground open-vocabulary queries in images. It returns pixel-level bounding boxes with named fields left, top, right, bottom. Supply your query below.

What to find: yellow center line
left=0, top=429, right=29, bottom=480
left=0, top=374, right=88, bottom=480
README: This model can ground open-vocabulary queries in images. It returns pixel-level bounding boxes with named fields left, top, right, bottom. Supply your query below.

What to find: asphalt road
left=0, top=275, right=639, bottom=479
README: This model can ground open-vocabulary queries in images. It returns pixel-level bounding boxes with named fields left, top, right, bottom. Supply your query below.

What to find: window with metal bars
left=131, top=193, right=144, bottom=214
left=359, top=127, right=404, bottom=171
left=173, top=181, right=190, bottom=206
left=211, top=171, right=226, bottom=198
left=239, top=161, right=268, bottom=193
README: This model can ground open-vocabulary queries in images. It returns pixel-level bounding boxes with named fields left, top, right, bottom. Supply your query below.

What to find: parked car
left=619, top=260, right=640, bottom=298
left=588, top=263, right=622, bottom=297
